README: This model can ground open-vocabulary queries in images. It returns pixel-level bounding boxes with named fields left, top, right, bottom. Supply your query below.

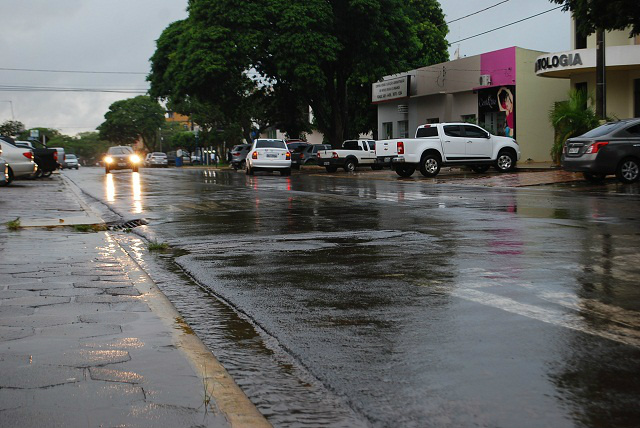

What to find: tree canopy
left=148, top=0, right=448, bottom=147
left=0, top=120, right=26, bottom=137
left=550, top=0, right=640, bottom=36
left=97, top=96, right=165, bottom=151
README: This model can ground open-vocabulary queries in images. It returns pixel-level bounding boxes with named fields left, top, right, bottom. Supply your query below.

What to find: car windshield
left=152, top=153, right=166, bottom=157
left=581, top=122, right=627, bottom=138
left=255, top=140, right=286, bottom=149
left=108, top=147, right=133, bottom=155
left=67, top=155, right=77, bottom=159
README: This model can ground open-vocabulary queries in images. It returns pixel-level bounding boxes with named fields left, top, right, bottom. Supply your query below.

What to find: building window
left=634, top=79, right=640, bottom=118
left=267, top=129, right=277, bottom=139
left=461, top=114, right=476, bottom=124
left=398, top=120, right=409, bottom=138
left=383, top=122, right=393, bottom=139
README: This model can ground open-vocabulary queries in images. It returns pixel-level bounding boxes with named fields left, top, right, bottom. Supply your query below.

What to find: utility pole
left=595, top=29, right=606, bottom=120
left=1, top=100, right=14, bottom=120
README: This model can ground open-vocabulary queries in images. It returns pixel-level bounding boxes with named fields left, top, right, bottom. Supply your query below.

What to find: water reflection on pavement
left=68, top=167, right=640, bottom=428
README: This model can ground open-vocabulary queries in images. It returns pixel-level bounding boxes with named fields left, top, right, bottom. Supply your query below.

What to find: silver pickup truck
left=376, top=123, right=521, bottom=177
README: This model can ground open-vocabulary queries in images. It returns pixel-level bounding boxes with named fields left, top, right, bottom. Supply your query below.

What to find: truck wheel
left=325, top=165, right=338, bottom=173
left=246, top=166, right=254, bottom=175
left=419, top=154, right=441, bottom=177
left=344, top=159, right=357, bottom=172
left=615, top=157, right=639, bottom=183
left=471, top=165, right=490, bottom=173
left=395, top=164, right=416, bottom=177
left=495, top=150, right=516, bottom=172
left=240, top=160, right=246, bottom=170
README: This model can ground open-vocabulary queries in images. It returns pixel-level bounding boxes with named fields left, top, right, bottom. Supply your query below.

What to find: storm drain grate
left=107, top=219, right=149, bottom=231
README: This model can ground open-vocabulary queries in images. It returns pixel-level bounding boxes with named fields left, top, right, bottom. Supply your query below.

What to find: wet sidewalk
left=0, top=176, right=269, bottom=427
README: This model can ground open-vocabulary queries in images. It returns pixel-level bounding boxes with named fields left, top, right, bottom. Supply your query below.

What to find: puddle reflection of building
left=106, top=173, right=115, bottom=202
left=132, top=172, right=142, bottom=214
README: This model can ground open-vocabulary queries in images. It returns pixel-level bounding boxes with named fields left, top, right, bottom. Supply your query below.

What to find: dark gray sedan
left=562, top=119, right=640, bottom=183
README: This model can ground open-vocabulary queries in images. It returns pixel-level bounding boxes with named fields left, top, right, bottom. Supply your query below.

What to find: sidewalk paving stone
left=0, top=177, right=269, bottom=427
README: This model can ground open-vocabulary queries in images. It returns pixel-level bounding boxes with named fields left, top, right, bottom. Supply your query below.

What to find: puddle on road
left=126, top=243, right=368, bottom=428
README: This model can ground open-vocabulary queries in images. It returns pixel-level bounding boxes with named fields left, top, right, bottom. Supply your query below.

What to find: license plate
left=323, top=162, right=330, bottom=166
left=118, top=163, right=126, bottom=167
left=568, top=147, right=580, bottom=154
left=266, top=154, right=277, bottom=158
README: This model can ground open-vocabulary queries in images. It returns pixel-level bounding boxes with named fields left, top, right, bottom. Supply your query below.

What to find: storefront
left=374, top=47, right=569, bottom=162
left=535, top=27, right=640, bottom=119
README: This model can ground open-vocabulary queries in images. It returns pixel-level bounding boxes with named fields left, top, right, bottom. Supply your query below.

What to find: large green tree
left=97, top=96, right=165, bottom=151
left=550, top=0, right=640, bottom=36
left=148, top=0, right=448, bottom=147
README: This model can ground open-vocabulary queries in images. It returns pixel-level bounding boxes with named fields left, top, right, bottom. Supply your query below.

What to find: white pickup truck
left=376, top=123, right=521, bottom=177
left=317, top=139, right=386, bottom=172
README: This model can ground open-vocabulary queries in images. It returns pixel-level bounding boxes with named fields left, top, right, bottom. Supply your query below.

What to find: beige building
left=374, top=47, right=570, bottom=162
left=535, top=24, right=640, bottom=120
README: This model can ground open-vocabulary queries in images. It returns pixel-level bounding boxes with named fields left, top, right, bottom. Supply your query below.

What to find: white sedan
left=245, top=139, right=292, bottom=176
left=0, top=138, right=37, bottom=184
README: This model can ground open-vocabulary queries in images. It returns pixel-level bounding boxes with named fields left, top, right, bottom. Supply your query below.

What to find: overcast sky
left=0, top=0, right=569, bottom=136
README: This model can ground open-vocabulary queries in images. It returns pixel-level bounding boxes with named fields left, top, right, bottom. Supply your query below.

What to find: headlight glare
left=104, top=156, right=113, bottom=164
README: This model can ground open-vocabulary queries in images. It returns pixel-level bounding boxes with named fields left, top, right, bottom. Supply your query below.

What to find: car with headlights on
left=104, top=146, right=141, bottom=173
left=245, top=139, right=291, bottom=176
left=562, top=118, right=640, bottom=184
left=0, top=157, right=8, bottom=187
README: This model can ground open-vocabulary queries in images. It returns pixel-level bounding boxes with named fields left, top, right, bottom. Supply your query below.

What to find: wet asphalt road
left=66, top=166, right=640, bottom=428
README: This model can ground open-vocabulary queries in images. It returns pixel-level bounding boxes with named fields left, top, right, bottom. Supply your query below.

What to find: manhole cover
left=106, top=219, right=148, bottom=231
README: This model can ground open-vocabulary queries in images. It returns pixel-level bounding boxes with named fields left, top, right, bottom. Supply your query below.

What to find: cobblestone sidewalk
left=0, top=177, right=268, bottom=427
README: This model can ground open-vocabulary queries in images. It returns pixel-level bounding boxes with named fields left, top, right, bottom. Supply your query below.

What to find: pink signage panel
left=480, top=47, right=516, bottom=86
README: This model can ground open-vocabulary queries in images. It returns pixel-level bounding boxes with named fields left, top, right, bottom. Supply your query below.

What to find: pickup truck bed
left=317, top=139, right=386, bottom=172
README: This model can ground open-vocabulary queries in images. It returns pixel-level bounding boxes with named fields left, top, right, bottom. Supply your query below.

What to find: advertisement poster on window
left=478, top=86, right=516, bottom=138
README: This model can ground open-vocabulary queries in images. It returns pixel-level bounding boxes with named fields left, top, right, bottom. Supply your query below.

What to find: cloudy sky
left=0, top=0, right=569, bottom=136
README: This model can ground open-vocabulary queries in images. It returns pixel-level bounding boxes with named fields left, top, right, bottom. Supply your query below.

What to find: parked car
left=144, top=153, right=152, bottom=167
left=562, top=118, right=640, bottom=184
left=0, top=157, right=8, bottom=187
left=317, top=139, right=384, bottom=172
left=104, top=146, right=141, bottom=173
left=230, top=144, right=252, bottom=170
left=289, top=143, right=310, bottom=169
left=13, top=139, right=59, bottom=177
left=245, top=139, right=292, bottom=176
left=376, top=123, right=520, bottom=177
left=0, top=138, right=37, bottom=183
left=51, top=147, right=66, bottom=168
left=147, top=152, right=168, bottom=168
left=299, top=144, right=332, bottom=166
left=63, top=154, right=79, bottom=170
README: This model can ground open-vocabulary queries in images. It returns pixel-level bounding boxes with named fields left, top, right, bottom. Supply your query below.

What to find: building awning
left=535, top=45, right=640, bottom=78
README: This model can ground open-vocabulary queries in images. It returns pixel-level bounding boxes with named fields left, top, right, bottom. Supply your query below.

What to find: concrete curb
left=60, top=174, right=272, bottom=428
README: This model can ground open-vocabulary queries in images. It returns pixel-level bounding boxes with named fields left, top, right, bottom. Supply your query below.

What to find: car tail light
left=252, top=151, right=258, bottom=159
left=53, top=151, right=58, bottom=161
left=332, top=152, right=339, bottom=159
left=300, top=153, right=304, bottom=159
left=585, top=141, right=609, bottom=154
left=286, top=152, right=291, bottom=160
left=232, top=152, right=240, bottom=156
left=562, top=144, right=567, bottom=154
left=397, top=141, right=404, bottom=155
left=22, top=152, right=33, bottom=160
left=317, top=153, right=321, bottom=158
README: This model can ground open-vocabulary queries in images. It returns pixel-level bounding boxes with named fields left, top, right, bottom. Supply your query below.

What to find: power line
left=0, top=67, right=147, bottom=75
left=449, top=6, right=563, bottom=45
left=445, top=0, right=510, bottom=26
left=0, top=84, right=147, bottom=94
